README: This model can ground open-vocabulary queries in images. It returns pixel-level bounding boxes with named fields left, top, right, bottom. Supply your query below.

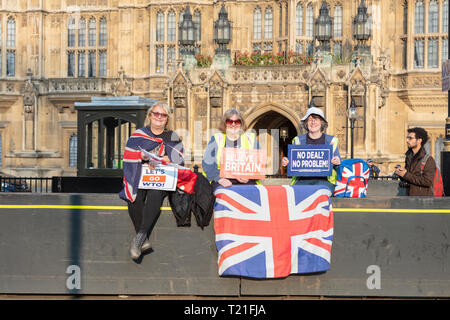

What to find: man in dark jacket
left=395, top=127, right=436, bottom=196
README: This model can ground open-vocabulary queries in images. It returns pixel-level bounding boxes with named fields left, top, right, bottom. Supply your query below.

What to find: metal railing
left=0, top=176, right=53, bottom=193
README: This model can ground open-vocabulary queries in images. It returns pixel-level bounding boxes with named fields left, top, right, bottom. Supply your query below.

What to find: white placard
left=138, top=164, right=178, bottom=191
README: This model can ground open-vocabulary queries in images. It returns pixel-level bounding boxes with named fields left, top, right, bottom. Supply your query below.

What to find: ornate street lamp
left=347, top=97, right=358, bottom=159
left=214, top=4, right=231, bottom=55
left=178, top=6, right=196, bottom=56
left=314, top=2, right=332, bottom=52
left=352, top=0, right=371, bottom=51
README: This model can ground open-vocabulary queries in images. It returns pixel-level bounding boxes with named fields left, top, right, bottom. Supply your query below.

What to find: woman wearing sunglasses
left=119, top=101, right=184, bottom=260
left=202, top=108, right=260, bottom=190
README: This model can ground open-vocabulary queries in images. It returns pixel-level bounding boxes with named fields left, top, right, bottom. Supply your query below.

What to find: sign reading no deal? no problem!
left=287, top=144, right=333, bottom=177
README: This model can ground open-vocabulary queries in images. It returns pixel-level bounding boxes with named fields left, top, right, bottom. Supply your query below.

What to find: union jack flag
left=213, top=185, right=333, bottom=278
left=334, top=159, right=370, bottom=198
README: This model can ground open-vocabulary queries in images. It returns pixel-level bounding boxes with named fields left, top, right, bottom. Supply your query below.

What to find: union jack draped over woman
left=119, top=126, right=186, bottom=202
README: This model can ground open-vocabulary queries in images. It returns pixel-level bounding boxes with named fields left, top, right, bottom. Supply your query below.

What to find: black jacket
left=169, top=173, right=215, bottom=229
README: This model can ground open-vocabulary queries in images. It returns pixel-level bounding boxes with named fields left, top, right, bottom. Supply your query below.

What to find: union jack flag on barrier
left=334, top=159, right=370, bottom=198
left=213, top=185, right=333, bottom=279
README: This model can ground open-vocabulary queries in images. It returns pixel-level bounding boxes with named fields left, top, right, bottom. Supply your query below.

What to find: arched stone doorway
left=248, top=110, right=299, bottom=176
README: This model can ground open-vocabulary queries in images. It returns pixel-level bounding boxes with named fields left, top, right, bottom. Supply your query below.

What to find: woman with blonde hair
left=119, top=101, right=184, bottom=260
left=202, top=108, right=260, bottom=190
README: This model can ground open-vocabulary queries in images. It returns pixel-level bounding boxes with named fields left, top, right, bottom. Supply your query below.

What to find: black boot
left=130, top=232, right=146, bottom=260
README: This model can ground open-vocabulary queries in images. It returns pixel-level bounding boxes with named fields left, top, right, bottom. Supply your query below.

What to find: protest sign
left=138, top=164, right=178, bottom=191
left=220, top=148, right=266, bottom=180
left=287, top=144, right=333, bottom=177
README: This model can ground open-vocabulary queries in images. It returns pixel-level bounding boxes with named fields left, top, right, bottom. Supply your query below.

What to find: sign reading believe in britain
left=287, top=144, right=333, bottom=177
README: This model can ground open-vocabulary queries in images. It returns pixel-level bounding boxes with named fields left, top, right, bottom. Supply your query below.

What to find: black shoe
left=130, top=232, right=146, bottom=260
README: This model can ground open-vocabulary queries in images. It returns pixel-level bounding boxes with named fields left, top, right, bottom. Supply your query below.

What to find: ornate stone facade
left=0, top=0, right=447, bottom=177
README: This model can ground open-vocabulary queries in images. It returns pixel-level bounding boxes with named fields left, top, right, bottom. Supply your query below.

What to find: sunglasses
left=151, top=111, right=168, bottom=119
left=225, top=119, right=241, bottom=126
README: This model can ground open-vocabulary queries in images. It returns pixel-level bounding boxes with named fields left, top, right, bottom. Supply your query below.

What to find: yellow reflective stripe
left=215, top=133, right=227, bottom=169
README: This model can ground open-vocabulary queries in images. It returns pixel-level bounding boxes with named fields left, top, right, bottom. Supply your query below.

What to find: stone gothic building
left=0, top=0, right=447, bottom=177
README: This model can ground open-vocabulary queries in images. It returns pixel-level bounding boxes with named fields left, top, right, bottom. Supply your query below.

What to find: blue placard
left=287, top=144, right=333, bottom=177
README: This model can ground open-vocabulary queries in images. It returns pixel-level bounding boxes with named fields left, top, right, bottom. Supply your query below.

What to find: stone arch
left=243, top=102, right=302, bottom=135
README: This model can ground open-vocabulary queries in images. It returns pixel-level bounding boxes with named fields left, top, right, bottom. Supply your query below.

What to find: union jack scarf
left=119, top=126, right=192, bottom=202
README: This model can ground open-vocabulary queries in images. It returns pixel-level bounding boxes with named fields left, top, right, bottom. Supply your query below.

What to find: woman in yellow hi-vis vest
left=282, top=106, right=341, bottom=193
left=202, top=109, right=260, bottom=190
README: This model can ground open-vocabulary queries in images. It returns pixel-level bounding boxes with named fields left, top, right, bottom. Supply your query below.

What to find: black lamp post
left=347, top=97, right=358, bottom=159
left=352, top=0, right=371, bottom=52
left=178, top=6, right=196, bottom=56
left=314, top=2, right=332, bottom=52
left=214, top=3, right=231, bottom=55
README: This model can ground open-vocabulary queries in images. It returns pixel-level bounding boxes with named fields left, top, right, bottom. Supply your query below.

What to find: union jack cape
left=119, top=127, right=196, bottom=202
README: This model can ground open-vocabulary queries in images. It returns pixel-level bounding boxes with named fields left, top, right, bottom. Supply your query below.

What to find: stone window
left=78, top=51, right=85, bottom=77
left=442, top=37, right=448, bottom=62
left=78, top=18, right=86, bottom=46
left=296, top=3, right=303, bottom=37
left=428, top=0, right=439, bottom=33
left=193, top=10, right=201, bottom=41
left=156, top=11, right=164, bottom=42
left=405, top=1, right=448, bottom=69
left=167, top=11, right=176, bottom=42
left=69, top=135, right=78, bottom=168
left=414, top=38, right=424, bottom=68
left=88, top=18, right=96, bottom=46
left=153, top=7, right=201, bottom=74
left=253, top=7, right=262, bottom=40
left=156, top=46, right=164, bottom=73
left=442, top=0, right=448, bottom=33
left=306, top=4, right=314, bottom=37
left=88, top=51, right=96, bottom=77
left=67, top=51, right=75, bottom=77
left=264, top=7, right=273, bottom=39
left=414, top=1, right=425, bottom=34
left=68, top=17, right=76, bottom=47
left=66, top=16, right=107, bottom=77
left=5, top=17, right=15, bottom=77
left=99, top=50, right=107, bottom=77
left=428, top=38, right=438, bottom=68
left=99, top=17, right=107, bottom=46
left=333, top=5, right=342, bottom=37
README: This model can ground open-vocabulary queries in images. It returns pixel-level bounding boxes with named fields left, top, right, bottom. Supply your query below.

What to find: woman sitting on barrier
left=119, top=101, right=184, bottom=261
left=282, top=106, right=341, bottom=193
left=202, top=108, right=260, bottom=190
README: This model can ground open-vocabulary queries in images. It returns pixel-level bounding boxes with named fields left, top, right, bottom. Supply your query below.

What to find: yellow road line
left=0, top=205, right=448, bottom=213
left=333, top=208, right=450, bottom=213
left=0, top=205, right=173, bottom=211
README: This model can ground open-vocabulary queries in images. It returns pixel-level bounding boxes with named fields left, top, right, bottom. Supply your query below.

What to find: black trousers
left=127, top=189, right=168, bottom=236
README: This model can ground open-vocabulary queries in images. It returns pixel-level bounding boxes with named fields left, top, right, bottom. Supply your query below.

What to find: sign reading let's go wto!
left=287, top=145, right=333, bottom=177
